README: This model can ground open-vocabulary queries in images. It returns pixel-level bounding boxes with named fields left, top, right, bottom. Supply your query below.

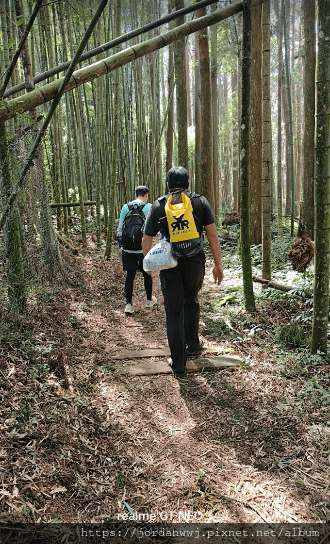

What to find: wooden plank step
left=115, top=355, right=241, bottom=376
left=112, top=348, right=171, bottom=360
left=112, top=347, right=235, bottom=360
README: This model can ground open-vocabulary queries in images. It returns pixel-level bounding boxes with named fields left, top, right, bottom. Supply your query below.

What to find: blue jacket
left=117, top=199, right=152, bottom=253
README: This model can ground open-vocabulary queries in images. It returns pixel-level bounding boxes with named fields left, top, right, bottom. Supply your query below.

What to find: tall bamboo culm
left=105, top=0, right=121, bottom=259
left=261, top=0, right=271, bottom=280
left=311, top=0, right=330, bottom=353
left=240, top=0, right=255, bottom=313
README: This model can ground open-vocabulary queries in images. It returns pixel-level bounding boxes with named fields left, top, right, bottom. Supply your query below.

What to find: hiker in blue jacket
left=117, top=186, right=157, bottom=315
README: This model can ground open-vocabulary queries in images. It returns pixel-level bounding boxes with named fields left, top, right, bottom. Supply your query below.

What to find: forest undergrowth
left=0, top=221, right=329, bottom=536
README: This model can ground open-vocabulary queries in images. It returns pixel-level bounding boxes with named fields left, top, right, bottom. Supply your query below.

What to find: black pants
left=160, top=255, right=205, bottom=376
left=122, top=251, right=152, bottom=304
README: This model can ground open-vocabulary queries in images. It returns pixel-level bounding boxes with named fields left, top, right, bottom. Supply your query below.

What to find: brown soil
left=0, top=238, right=329, bottom=529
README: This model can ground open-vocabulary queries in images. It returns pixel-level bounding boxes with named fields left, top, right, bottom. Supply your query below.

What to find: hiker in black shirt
left=142, top=166, right=224, bottom=379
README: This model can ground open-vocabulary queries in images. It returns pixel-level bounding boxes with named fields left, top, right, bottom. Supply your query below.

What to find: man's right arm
left=142, top=234, right=153, bottom=257
left=142, top=201, right=160, bottom=253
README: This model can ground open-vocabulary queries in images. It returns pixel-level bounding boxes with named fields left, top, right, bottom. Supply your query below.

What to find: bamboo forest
left=0, top=0, right=330, bottom=539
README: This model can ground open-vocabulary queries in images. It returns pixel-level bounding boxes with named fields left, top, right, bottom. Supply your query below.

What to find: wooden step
left=112, top=348, right=171, bottom=360
left=112, top=347, right=235, bottom=360
left=115, top=355, right=241, bottom=376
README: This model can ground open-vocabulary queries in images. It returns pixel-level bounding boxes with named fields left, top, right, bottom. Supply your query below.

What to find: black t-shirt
left=144, top=191, right=216, bottom=249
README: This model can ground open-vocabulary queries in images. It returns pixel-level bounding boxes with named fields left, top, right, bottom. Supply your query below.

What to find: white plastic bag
left=143, top=238, right=178, bottom=272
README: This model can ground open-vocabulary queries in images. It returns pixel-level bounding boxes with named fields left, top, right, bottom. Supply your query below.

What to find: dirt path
left=0, top=243, right=329, bottom=531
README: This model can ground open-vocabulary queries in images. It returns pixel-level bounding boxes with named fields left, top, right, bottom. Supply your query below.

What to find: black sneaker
left=175, top=372, right=188, bottom=380
left=187, top=342, right=205, bottom=356
left=168, top=359, right=187, bottom=379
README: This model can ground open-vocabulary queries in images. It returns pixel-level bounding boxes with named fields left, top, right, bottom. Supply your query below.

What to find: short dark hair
left=135, top=185, right=150, bottom=197
left=166, top=166, right=189, bottom=190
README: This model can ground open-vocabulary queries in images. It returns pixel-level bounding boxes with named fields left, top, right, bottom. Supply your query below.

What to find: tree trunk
left=0, top=119, right=26, bottom=314
left=134, top=56, right=148, bottom=186
left=253, top=275, right=312, bottom=297
left=311, top=0, right=330, bottom=353
left=249, top=1, right=262, bottom=245
left=121, top=67, right=133, bottom=200
left=95, top=68, right=105, bottom=250
left=261, top=0, right=271, bottom=280
left=194, top=34, right=202, bottom=193
left=240, top=0, right=255, bottom=312
left=166, top=43, right=174, bottom=174
left=283, top=0, right=295, bottom=236
left=105, top=0, right=121, bottom=259
left=277, top=1, right=283, bottom=237
left=91, top=7, right=108, bottom=247
left=211, top=4, right=219, bottom=218
left=232, top=70, right=239, bottom=213
left=174, top=0, right=188, bottom=167
left=42, top=2, right=63, bottom=231
left=235, top=11, right=243, bottom=214
left=198, top=3, right=213, bottom=206
left=72, top=91, right=87, bottom=245
left=186, top=54, right=192, bottom=128
left=15, top=0, right=62, bottom=277
left=282, top=65, right=291, bottom=217
left=302, top=0, right=316, bottom=239
left=221, top=74, right=231, bottom=211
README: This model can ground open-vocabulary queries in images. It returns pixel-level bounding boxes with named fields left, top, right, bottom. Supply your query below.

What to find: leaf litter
left=0, top=241, right=329, bottom=531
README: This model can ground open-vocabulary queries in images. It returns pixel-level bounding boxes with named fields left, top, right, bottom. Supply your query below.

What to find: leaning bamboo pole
left=50, top=201, right=97, bottom=208
left=0, top=1, right=247, bottom=122
left=253, top=275, right=313, bottom=298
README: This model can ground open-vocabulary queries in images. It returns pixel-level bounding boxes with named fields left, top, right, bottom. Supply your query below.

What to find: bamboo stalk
left=50, top=201, right=97, bottom=208
left=0, top=0, right=44, bottom=99
left=240, top=0, right=255, bottom=312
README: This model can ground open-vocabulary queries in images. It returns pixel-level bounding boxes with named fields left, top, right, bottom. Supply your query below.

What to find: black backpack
left=158, top=192, right=204, bottom=259
left=121, top=202, right=147, bottom=251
